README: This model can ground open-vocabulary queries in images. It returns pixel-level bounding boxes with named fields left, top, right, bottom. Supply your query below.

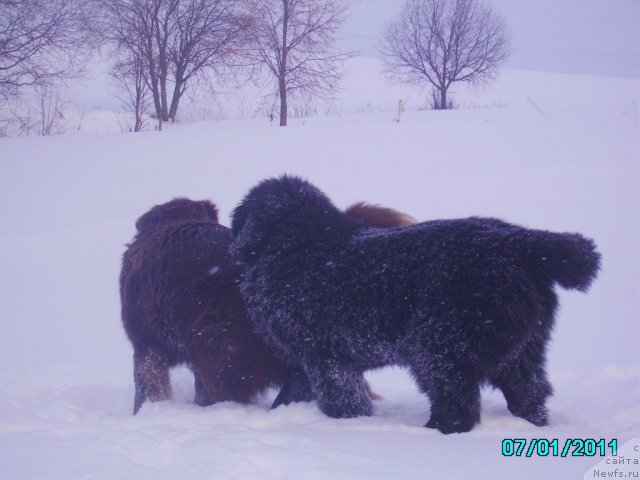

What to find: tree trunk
left=157, top=49, right=169, bottom=121
left=279, top=79, right=287, bottom=126
left=168, top=80, right=182, bottom=122
left=134, top=93, right=143, bottom=132
left=440, top=87, right=447, bottom=110
left=160, top=77, right=169, bottom=121
left=279, top=0, right=289, bottom=127
left=149, top=71, right=162, bottom=122
left=149, top=78, right=162, bottom=130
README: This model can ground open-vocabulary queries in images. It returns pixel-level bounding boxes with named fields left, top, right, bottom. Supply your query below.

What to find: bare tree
left=112, top=53, right=150, bottom=132
left=0, top=0, right=90, bottom=100
left=244, top=0, right=353, bottom=126
left=0, top=78, right=70, bottom=136
left=36, top=82, right=67, bottom=135
left=98, top=0, right=248, bottom=128
left=380, top=0, right=509, bottom=110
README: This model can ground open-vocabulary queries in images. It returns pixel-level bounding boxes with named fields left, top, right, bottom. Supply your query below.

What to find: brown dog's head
left=135, top=198, right=219, bottom=233
left=345, top=202, right=415, bottom=228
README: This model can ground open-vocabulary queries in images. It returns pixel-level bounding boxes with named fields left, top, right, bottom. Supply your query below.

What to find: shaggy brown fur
left=121, top=198, right=283, bottom=414
left=121, top=198, right=411, bottom=413
left=345, top=202, right=415, bottom=228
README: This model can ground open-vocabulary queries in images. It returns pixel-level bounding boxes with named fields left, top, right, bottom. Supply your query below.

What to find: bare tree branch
left=0, top=0, right=92, bottom=100
left=112, top=52, right=150, bottom=131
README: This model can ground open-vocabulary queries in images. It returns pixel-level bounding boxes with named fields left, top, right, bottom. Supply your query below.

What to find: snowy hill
left=44, top=0, right=640, bottom=130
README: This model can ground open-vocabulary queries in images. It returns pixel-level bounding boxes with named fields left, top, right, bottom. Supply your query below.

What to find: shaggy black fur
left=121, top=197, right=409, bottom=414
left=231, top=176, right=601, bottom=434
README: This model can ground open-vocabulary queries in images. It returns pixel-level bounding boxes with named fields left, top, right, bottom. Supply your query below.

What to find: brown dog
left=120, top=197, right=413, bottom=414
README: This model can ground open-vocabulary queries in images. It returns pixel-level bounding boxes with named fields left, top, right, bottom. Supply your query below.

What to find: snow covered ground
left=1, top=61, right=638, bottom=478
left=1, top=0, right=640, bottom=472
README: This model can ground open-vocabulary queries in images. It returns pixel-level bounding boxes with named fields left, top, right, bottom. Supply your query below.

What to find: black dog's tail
left=519, top=230, right=601, bottom=292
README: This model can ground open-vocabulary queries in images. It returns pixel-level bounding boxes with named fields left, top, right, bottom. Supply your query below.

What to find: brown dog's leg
left=193, top=372, right=215, bottom=406
left=133, top=348, right=171, bottom=414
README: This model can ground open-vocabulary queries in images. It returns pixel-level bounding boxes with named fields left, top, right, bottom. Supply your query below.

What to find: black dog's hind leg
left=490, top=332, right=552, bottom=427
left=411, top=359, right=481, bottom=434
left=307, top=361, right=372, bottom=418
left=272, top=367, right=314, bottom=409
left=133, top=347, right=171, bottom=414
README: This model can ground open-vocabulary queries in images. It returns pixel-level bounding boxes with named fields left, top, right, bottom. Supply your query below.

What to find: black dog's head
left=231, top=175, right=342, bottom=265
left=135, top=198, right=219, bottom=233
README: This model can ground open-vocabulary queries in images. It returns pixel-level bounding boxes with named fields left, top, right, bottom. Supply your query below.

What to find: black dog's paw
left=272, top=387, right=314, bottom=409
left=320, top=395, right=373, bottom=419
left=511, top=404, right=549, bottom=427
left=425, top=415, right=475, bottom=434
left=271, top=392, right=293, bottom=409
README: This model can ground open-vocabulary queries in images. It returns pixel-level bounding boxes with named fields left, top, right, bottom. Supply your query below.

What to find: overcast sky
left=339, top=0, right=640, bottom=78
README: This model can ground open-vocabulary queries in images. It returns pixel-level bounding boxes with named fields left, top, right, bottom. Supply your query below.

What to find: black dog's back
left=332, top=218, right=599, bottom=371
left=354, top=216, right=599, bottom=294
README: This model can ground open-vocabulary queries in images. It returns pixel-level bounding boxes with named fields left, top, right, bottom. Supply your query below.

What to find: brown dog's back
left=345, top=202, right=415, bottom=229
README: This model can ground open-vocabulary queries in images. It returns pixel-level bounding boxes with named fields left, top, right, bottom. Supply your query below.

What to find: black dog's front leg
left=272, top=367, right=314, bottom=409
left=307, top=362, right=372, bottom=419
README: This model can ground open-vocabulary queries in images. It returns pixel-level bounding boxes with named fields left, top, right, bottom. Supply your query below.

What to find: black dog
left=121, top=197, right=410, bottom=413
left=231, top=176, right=601, bottom=433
